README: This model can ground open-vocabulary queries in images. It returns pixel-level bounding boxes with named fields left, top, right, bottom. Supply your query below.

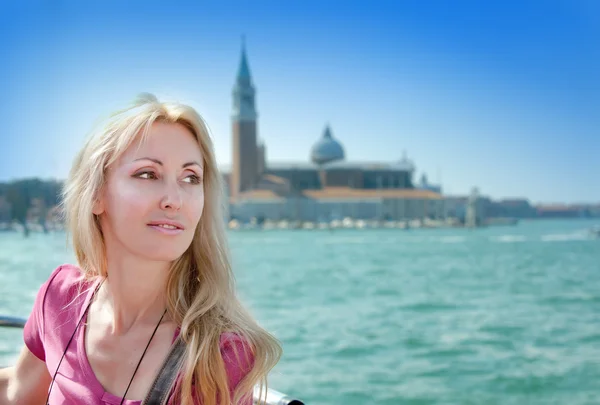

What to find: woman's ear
left=92, top=200, right=104, bottom=216
left=92, top=190, right=105, bottom=215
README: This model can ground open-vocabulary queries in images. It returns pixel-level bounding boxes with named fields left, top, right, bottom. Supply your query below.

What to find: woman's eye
left=135, top=171, right=200, bottom=184
left=183, top=174, right=202, bottom=184
left=136, top=171, right=156, bottom=180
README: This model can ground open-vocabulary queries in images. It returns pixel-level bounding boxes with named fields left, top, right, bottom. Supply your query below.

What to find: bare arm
left=0, top=345, right=51, bottom=405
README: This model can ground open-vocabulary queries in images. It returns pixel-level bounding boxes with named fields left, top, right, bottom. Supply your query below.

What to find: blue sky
left=1, top=0, right=598, bottom=203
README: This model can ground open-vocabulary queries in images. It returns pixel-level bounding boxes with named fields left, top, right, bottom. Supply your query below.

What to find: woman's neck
left=99, top=255, right=171, bottom=336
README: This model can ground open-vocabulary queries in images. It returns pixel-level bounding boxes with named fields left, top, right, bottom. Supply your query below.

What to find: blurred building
left=535, top=204, right=589, bottom=218
left=0, top=196, right=11, bottom=223
left=444, top=194, right=488, bottom=225
left=486, top=198, right=537, bottom=218
left=418, top=173, right=442, bottom=194
left=225, top=44, right=443, bottom=222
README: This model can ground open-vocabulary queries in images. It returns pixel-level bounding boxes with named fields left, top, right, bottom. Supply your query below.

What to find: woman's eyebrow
left=133, top=157, right=203, bottom=169
left=182, top=161, right=203, bottom=170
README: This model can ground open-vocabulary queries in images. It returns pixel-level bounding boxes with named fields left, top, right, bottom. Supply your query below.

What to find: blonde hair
left=61, top=93, right=282, bottom=405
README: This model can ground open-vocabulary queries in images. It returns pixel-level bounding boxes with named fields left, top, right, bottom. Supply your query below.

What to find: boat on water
left=0, top=315, right=304, bottom=405
left=589, top=226, right=600, bottom=238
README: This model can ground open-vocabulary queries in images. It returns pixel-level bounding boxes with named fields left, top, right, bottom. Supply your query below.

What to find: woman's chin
left=140, top=247, right=188, bottom=263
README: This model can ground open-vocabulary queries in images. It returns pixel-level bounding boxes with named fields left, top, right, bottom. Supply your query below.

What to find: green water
left=1, top=219, right=599, bottom=404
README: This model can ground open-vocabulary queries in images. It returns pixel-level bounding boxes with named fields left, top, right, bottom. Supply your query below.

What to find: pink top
left=24, top=264, right=253, bottom=405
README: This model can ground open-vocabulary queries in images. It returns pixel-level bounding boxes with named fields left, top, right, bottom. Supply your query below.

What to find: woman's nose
left=159, top=181, right=183, bottom=211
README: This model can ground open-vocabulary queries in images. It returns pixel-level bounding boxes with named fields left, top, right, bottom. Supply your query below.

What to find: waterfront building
left=224, top=43, right=444, bottom=223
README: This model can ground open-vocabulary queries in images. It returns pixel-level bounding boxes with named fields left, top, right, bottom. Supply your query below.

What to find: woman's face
left=94, top=121, right=205, bottom=262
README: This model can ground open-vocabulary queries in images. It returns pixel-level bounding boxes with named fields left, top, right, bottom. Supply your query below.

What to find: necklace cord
left=46, top=280, right=104, bottom=405
left=119, top=308, right=168, bottom=405
left=45, top=279, right=168, bottom=405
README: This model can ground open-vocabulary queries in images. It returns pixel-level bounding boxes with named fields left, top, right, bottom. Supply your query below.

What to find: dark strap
left=142, top=337, right=186, bottom=405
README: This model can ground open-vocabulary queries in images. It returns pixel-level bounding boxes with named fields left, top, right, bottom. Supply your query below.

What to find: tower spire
left=231, top=36, right=258, bottom=198
left=323, top=124, right=332, bottom=139
left=237, top=36, right=252, bottom=83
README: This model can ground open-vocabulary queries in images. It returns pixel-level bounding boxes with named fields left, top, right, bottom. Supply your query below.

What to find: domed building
left=310, top=125, right=344, bottom=165
left=226, top=44, right=444, bottom=222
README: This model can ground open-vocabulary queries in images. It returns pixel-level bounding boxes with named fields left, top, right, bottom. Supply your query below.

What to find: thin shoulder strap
left=142, top=337, right=186, bottom=405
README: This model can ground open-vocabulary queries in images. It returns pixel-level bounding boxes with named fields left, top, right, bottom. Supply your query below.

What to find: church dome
left=310, top=125, right=345, bottom=165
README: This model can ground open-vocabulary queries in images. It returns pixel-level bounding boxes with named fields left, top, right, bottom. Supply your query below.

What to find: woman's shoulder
left=219, top=332, right=255, bottom=387
left=42, top=263, right=97, bottom=310
left=219, top=332, right=253, bottom=358
left=166, top=332, right=254, bottom=404
left=47, top=262, right=85, bottom=285
left=23, top=263, right=96, bottom=360
left=45, top=263, right=90, bottom=294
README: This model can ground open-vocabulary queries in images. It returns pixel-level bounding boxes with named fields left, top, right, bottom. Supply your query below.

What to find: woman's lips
left=147, top=223, right=184, bottom=235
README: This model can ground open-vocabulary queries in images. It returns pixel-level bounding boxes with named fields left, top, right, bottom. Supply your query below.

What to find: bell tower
left=231, top=38, right=258, bottom=199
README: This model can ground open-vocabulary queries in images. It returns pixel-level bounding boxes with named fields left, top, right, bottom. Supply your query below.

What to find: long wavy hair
left=60, top=93, right=282, bottom=405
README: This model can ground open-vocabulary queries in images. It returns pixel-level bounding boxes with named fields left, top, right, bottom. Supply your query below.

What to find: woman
left=0, top=93, right=282, bottom=404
